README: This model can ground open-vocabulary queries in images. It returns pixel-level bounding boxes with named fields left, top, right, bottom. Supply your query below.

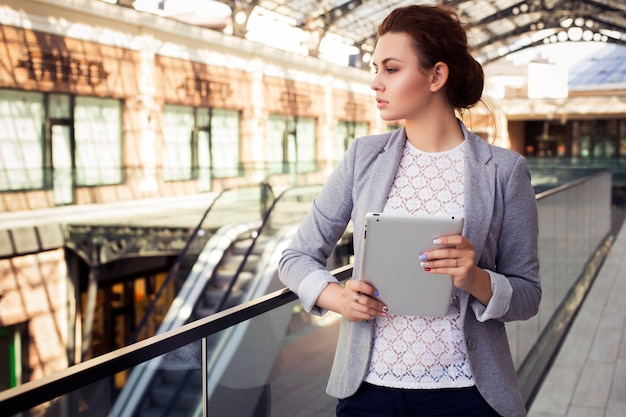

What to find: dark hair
left=377, top=5, right=484, bottom=110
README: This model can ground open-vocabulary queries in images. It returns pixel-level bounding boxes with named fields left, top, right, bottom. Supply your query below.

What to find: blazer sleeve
left=478, top=154, right=541, bottom=322
left=278, top=139, right=357, bottom=314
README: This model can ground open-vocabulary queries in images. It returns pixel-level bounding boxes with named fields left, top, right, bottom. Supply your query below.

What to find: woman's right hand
left=317, top=280, right=388, bottom=322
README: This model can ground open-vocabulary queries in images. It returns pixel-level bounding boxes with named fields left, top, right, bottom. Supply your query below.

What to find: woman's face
left=370, top=32, right=437, bottom=122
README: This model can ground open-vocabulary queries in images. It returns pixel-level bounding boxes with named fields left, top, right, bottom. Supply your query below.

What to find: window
left=295, top=117, right=316, bottom=173
left=266, top=115, right=317, bottom=176
left=0, top=323, right=29, bottom=390
left=74, top=97, right=122, bottom=185
left=210, top=109, right=240, bottom=178
left=162, top=105, right=194, bottom=181
left=334, top=121, right=368, bottom=163
left=163, top=106, right=242, bottom=183
left=0, top=90, right=44, bottom=191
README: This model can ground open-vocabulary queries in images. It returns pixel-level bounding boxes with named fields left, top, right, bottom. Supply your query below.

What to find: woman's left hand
left=419, top=234, right=493, bottom=305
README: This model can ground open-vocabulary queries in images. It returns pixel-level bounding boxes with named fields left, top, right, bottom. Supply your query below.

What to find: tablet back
left=359, top=212, right=464, bottom=316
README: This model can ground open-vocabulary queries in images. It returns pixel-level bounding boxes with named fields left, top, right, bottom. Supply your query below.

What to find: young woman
left=279, top=4, right=540, bottom=417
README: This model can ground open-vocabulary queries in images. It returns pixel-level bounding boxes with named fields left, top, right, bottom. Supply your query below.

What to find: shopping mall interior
left=1, top=1, right=625, bottom=416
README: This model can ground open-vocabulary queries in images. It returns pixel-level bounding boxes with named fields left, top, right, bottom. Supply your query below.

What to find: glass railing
left=0, top=171, right=613, bottom=417
left=515, top=170, right=612, bottom=402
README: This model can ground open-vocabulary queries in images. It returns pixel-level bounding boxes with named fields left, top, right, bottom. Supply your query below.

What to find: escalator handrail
left=128, top=183, right=272, bottom=345
left=127, top=188, right=228, bottom=344
left=213, top=183, right=323, bottom=313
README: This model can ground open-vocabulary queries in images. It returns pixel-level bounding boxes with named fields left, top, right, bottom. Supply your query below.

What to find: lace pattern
left=364, top=139, right=475, bottom=389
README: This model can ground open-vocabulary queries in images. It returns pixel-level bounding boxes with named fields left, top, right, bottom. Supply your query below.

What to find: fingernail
left=420, top=261, right=428, bottom=267
left=433, top=238, right=442, bottom=245
left=374, top=290, right=379, bottom=297
left=382, top=306, right=389, bottom=313
left=424, top=267, right=431, bottom=272
left=419, top=253, right=427, bottom=261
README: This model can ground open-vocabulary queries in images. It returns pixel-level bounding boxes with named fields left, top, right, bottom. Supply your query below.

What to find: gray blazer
left=278, top=121, right=541, bottom=417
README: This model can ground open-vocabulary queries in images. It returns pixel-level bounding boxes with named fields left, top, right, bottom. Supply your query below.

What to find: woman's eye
left=385, top=67, right=397, bottom=73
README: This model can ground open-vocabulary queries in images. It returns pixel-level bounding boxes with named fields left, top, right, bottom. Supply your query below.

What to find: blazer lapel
left=463, top=133, right=496, bottom=262
left=364, top=128, right=406, bottom=213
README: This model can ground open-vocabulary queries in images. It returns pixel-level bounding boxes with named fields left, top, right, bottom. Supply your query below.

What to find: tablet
left=358, top=212, right=464, bottom=316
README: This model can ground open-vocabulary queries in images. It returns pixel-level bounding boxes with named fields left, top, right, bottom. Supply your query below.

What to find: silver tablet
left=358, top=212, right=465, bottom=317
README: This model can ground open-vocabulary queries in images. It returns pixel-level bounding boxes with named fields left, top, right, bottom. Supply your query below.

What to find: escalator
left=108, top=183, right=350, bottom=417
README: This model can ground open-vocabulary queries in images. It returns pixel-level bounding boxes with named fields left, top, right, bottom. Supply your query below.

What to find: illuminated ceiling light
left=537, top=22, right=545, bottom=30
left=574, top=17, right=585, bottom=27
left=133, top=0, right=158, bottom=12
left=601, top=35, right=608, bottom=42
left=362, top=52, right=371, bottom=62
left=560, top=18, right=572, bottom=28
left=585, top=20, right=594, bottom=28
left=549, top=34, right=558, bottom=43
left=520, top=4, right=529, bottom=13
left=235, top=11, right=246, bottom=24
left=568, top=27, right=583, bottom=41
left=593, top=33, right=602, bottom=41
left=543, top=38, right=551, bottom=44
left=582, top=30, right=594, bottom=41
left=557, top=31, right=568, bottom=42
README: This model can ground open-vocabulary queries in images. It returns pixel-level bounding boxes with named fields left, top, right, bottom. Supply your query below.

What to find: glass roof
left=136, top=0, right=626, bottom=66
left=244, top=0, right=626, bottom=64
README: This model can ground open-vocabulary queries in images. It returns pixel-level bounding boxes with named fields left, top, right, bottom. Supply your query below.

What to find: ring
left=354, top=292, right=361, bottom=303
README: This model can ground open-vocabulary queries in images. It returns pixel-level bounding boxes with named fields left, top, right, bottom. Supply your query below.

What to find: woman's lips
left=376, top=97, right=388, bottom=109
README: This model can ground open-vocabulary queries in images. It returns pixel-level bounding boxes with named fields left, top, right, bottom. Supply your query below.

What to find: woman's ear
left=430, top=62, right=449, bottom=93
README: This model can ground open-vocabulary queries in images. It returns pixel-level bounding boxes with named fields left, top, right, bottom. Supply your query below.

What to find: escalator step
left=232, top=238, right=254, bottom=255
left=218, top=254, right=245, bottom=269
left=194, top=306, right=218, bottom=318
left=150, top=386, right=201, bottom=407
left=213, top=271, right=253, bottom=288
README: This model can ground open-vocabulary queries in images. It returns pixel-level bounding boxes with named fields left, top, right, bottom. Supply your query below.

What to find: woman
left=279, top=4, right=540, bottom=417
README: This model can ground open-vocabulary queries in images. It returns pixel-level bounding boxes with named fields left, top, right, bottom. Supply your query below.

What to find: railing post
left=202, top=336, right=208, bottom=417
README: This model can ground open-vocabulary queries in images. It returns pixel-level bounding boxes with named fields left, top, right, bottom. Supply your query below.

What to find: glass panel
left=74, top=97, right=122, bottom=185
left=334, top=121, right=368, bottom=164
left=51, top=125, right=74, bottom=205
left=49, top=94, right=71, bottom=119
left=334, top=121, right=349, bottom=163
left=294, top=117, right=316, bottom=173
left=266, top=115, right=286, bottom=175
left=507, top=172, right=611, bottom=367
left=211, top=109, right=240, bottom=178
left=163, top=104, right=194, bottom=181
left=0, top=89, right=44, bottom=190
left=197, top=107, right=210, bottom=127
left=354, top=122, right=369, bottom=141
left=198, top=130, right=211, bottom=192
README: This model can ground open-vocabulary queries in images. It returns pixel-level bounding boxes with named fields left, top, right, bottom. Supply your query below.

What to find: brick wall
left=0, top=249, right=70, bottom=382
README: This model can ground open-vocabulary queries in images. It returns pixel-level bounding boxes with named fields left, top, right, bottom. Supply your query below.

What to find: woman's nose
left=370, top=75, right=382, bottom=91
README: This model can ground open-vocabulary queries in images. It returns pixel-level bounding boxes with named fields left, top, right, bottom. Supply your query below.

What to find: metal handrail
left=0, top=264, right=353, bottom=416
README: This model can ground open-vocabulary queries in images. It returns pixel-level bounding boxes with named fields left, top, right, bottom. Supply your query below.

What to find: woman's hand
left=419, top=234, right=493, bottom=305
left=316, top=280, right=389, bottom=322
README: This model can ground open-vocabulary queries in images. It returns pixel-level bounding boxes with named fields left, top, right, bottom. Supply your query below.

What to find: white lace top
left=363, top=139, right=475, bottom=389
